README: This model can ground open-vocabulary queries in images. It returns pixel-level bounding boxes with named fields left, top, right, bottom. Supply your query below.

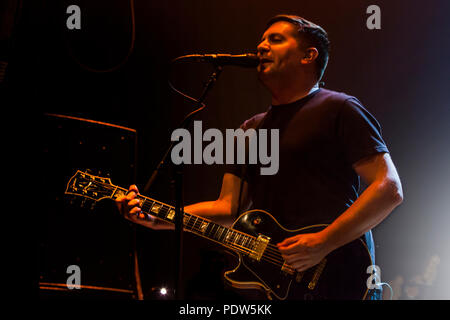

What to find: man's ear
left=301, top=47, right=319, bottom=64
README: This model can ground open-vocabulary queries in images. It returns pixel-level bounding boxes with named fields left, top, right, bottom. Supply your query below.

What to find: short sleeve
left=224, top=112, right=267, bottom=180
left=337, top=98, right=389, bottom=165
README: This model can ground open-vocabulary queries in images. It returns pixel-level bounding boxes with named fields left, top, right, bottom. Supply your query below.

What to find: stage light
left=160, top=287, right=167, bottom=295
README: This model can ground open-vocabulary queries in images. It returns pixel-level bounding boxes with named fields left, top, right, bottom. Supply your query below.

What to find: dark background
left=4, top=0, right=449, bottom=299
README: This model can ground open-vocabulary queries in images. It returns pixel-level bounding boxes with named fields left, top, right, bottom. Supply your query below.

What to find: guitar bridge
left=281, top=262, right=295, bottom=275
left=249, top=234, right=271, bottom=261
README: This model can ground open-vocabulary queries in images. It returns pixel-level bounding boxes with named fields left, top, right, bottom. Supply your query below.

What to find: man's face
left=257, top=21, right=305, bottom=80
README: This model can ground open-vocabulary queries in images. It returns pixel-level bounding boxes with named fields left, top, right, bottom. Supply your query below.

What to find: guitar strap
left=235, top=109, right=271, bottom=216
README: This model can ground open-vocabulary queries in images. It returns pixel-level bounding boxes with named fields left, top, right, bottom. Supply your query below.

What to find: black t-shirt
left=226, top=88, right=389, bottom=230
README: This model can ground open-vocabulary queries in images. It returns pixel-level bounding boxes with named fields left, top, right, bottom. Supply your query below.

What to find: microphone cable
left=167, top=57, right=207, bottom=113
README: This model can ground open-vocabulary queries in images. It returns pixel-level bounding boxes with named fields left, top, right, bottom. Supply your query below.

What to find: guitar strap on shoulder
left=235, top=109, right=271, bottom=216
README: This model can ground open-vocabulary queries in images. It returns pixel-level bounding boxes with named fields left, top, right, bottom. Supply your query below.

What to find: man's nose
left=257, top=41, right=270, bottom=55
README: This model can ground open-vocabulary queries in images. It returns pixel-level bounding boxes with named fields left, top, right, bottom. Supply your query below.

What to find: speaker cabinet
left=40, top=113, right=138, bottom=299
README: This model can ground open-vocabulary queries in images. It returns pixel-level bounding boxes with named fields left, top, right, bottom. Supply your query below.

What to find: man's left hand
left=277, top=232, right=331, bottom=272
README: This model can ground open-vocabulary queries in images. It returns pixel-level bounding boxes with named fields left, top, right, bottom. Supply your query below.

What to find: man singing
left=116, top=14, right=403, bottom=300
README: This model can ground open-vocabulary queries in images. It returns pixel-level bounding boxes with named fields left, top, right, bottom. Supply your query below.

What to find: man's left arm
left=278, top=152, right=403, bottom=272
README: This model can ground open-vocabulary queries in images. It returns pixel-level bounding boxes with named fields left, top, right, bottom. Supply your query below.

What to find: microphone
left=172, top=53, right=259, bottom=68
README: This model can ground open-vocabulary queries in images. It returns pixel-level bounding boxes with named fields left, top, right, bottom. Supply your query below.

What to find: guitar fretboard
left=112, top=187, right=257, bottom=256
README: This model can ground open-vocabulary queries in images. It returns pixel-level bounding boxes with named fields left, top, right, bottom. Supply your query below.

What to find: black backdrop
left=7, top=0, right=450, bottom=299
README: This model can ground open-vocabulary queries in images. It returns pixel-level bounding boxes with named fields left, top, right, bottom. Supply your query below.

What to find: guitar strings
left=179, top=213, right=287, bottom=266
left=137, top=196, right=289, bottom=267
left=179, top=215, right=289, bottom=268
left=78, top=179, right=291, bottom=269
left=140, top=200, right=289, bottom=268
left=136, top=200, right=282, bottom=266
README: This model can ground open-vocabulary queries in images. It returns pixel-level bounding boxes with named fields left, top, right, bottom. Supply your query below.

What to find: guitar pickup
left=249, top=234, right=271, bottom=262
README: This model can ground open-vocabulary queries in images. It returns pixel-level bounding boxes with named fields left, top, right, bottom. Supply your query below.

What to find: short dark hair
left=266, top=14, right=330, bottom=81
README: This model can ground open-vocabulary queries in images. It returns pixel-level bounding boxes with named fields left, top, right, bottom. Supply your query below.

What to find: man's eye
left=270, top=36, right=283, bottom=43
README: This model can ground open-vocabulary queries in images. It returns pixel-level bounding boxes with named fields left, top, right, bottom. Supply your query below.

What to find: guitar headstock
left=65, top=170, right=115, bottom=204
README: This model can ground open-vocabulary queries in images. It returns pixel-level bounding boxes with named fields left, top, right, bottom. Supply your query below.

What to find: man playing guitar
left=116, top=14, right=403, bottom=300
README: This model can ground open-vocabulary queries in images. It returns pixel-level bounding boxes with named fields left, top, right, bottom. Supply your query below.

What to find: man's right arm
left=115, top=173, right=248, bottom=230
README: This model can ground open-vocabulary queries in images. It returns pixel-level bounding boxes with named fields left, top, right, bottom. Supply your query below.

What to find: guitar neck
left=111, top=186, right=257, bottom=256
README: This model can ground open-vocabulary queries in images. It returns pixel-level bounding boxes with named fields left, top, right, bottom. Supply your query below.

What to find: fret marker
left=200, top=221, right=209, bottom=234
left=151, top=204, right=162, bottom=214
left=167, top=209, right=175, bottom=220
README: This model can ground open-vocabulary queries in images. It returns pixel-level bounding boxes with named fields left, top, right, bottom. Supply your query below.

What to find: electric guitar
left=65, top=170, right=374, bottom=300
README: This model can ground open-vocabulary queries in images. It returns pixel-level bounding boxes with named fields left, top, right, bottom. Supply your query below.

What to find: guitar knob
left=253, top=217, right=262, bottom=225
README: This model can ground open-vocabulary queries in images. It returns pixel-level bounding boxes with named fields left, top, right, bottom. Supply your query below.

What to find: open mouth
left=260, top=59, right=272, bottom=64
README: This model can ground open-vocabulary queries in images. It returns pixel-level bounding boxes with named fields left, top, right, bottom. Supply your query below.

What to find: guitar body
left=224, top=210, right=372, bottom=300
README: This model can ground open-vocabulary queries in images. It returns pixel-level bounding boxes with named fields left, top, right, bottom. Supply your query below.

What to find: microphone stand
left=143, top=64, right=223, bottom=300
